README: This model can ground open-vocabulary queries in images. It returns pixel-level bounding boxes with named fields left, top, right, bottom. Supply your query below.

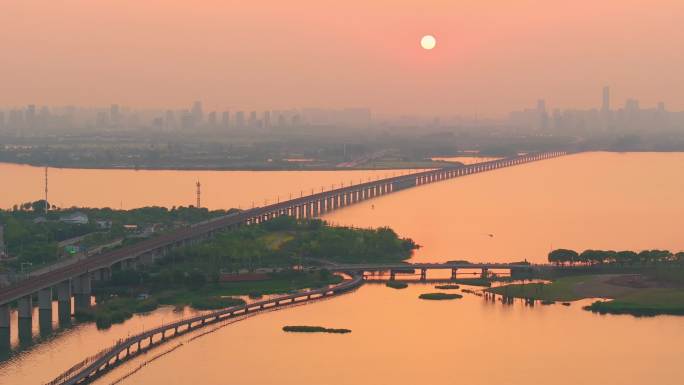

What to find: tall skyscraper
left=191, top=101, right=203, bottom=126
left=181, top=111, right=194, bottom=130
left=537, top=99, right=548, bottom=130
left=165, top=110, right=176, bottom=130
left=26, top=105, right=36, bottom=129
left=248, top=111, right=257, bottom=128
left=207, top=111, right=217, bottom=127
left=235, top=111, right=245, bottom=128
left=110, top=104, right=120, bottom=126
left=263, top=110, right=271, bottom=128
left=221, top=111, right=230, bottom=128
left=602, top=86, right=611, bottom=112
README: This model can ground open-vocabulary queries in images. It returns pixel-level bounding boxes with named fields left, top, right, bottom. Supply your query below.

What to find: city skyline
left=1, top=0, right=683, bottom=115
left=1, top=85, right=682, bottom=133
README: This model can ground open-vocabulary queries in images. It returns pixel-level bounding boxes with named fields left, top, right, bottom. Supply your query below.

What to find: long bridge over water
left=0, top=150, right=568, bottom=341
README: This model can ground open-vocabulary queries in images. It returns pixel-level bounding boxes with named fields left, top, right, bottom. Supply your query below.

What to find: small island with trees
left=488, top=248, right=684, bottom=316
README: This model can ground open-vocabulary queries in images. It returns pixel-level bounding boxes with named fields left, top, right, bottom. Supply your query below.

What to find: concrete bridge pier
left=420, top=268, right=427, bottom=281
left=73, top=274, right=92, bottom=311
left=17, top=296, right=33, bottom=345
left=0, top=304, right=10, bottom=354
left=57, top=280, right=72, bottom=325
left=38, top=288, right=53, bottom=337
left=389, top=271, right=396, bottom=281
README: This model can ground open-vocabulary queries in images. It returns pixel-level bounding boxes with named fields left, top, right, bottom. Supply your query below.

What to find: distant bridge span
left=0, top=151, right=569, bottom=334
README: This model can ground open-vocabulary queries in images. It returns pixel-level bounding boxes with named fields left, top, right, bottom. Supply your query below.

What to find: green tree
left=548, top=249, right=578, bottom=265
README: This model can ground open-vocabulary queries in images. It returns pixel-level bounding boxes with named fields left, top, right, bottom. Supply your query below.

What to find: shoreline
left=44, top=274, right=364, bottom=385
left=0, top=160, right=448, bottom=172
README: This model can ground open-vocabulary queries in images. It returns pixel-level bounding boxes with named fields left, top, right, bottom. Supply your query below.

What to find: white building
left=59, top=212, right=89, bottom=225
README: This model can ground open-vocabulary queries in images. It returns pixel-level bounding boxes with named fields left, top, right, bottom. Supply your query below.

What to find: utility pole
left=196, top=181, right=201, bottom=208
left=44, top=167, right=49, bottom=215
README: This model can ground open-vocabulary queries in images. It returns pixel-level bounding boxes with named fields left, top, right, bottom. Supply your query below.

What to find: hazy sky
left=1, top=0, right=683, bottom=116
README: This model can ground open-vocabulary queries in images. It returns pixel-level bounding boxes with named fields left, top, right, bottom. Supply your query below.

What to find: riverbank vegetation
left=548, top=248, right=684, bottom=266
left=488, top=273, right=684, bottom=316
left=282, top=326, right=351, bottom=334
left=84, top=217, right=416, bottom=328
left=419, top=293, right=463, bottom=300
left=0, top=201, right=233, bottom=268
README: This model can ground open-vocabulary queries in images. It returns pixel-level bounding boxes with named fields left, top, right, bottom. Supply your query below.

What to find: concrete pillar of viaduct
left=17, top=296, right=33, bottom=344
left=73, top=274, right=92, bottom=311
left=57, top=280, right=72, bottom=324
left=0, top=304, right=9, bottom=351
left=38, top=288, right=53, bottom=336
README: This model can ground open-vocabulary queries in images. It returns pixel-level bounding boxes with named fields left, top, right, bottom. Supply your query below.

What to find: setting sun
left=420, top=35, right=436, bottom=50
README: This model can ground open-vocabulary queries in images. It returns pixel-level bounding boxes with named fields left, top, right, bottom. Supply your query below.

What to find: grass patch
left=189, top=296, right=245, bottom=310
left=584, top=289, right=684, bottom=316
left=434, top=284, right=460, bottom=290
left=487, top=276, right=592, bottom=301
left=450, top=278, right=491, bottom=287
left=259, top=231, right=294, bottom=251
left=283, top=325, right=351, bottom=334
left=77, top=297, right=160, bottom=329
left=386, top=281, right=408, bottom=289
left=419, top=293, right=463, bottom=300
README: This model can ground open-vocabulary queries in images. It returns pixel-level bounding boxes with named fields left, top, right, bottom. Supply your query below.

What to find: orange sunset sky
left=1, top=0, right=683, bottom=116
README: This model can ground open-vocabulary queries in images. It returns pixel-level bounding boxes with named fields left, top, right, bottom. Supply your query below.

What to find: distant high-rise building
left=164, top=110, right=177, bottom=130
left=207, top=111, right=217, bottom=127
left=625, top=98, right=640, bottom=112
left=26, top=105, right=36, bottom=129
left=0, top=111, right=5, bottom=130
left=152, top=117, right=164, bottom=130
left=248, top=111, right=257, bottom=128
left=221, top=111, right=230, bottom=128
left=8, top=109, right=24, bottom=130
left=537, top=99, right=546, bottom=113
left=235, top=111, right=245, bottom=128
left=602, top=86, right=611, bottom=112
left=191, top=101, right=203, bottom=126
left=96, top=111, right=109, bottom=128
left=110, top=104, right=121, bottom=127
left=537, top=99, right=548, bottom=130
left=181, top=111, right=194, bottom=130
left=263, top=110, right=271, bottom=128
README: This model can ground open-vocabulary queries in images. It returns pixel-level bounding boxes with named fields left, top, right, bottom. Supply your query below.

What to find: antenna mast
left=196, top=181, right=201, bottom=208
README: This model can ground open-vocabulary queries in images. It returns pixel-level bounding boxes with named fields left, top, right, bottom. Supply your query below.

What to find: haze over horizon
left=2, top=0, right=683, bottom=116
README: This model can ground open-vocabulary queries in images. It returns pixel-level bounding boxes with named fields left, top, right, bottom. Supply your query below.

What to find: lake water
left=94, top=284, right=684, bottom=385
left=0, top=163, right=400, bottom=210
left=1, top=152, right=684, bottom=385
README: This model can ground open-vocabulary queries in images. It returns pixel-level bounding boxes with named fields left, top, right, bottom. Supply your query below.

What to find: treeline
left=0, top=201, right=235, bottom=266
left=548, top=248, right=684, bottom=266
left=160, top=216, right=417, bottom=275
